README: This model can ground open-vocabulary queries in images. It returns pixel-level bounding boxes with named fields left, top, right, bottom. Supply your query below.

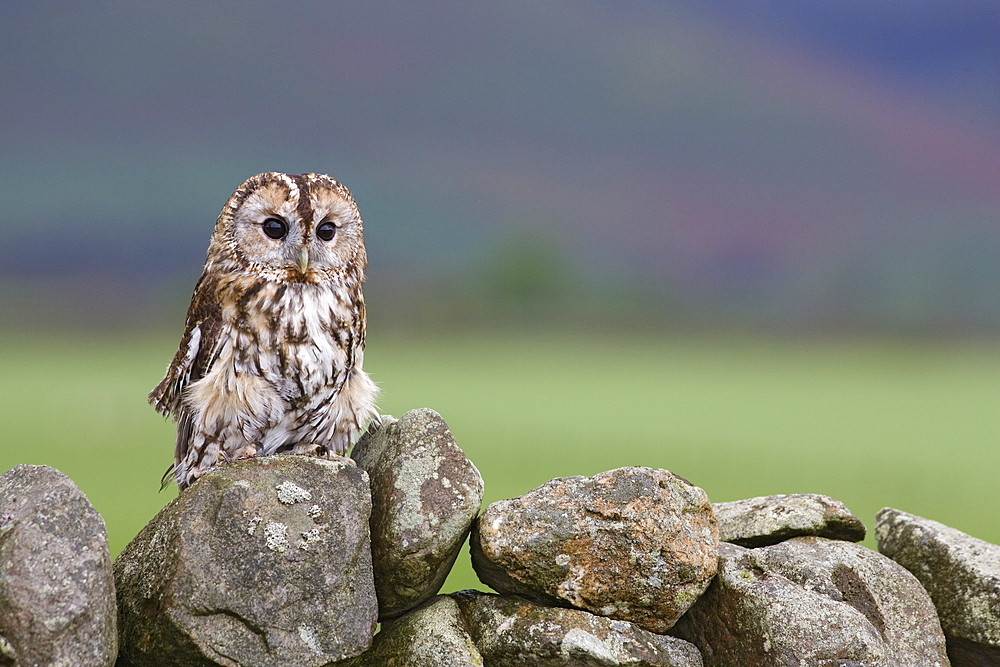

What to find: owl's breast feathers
left=221, top=272, right=363, bottom=392
left=150, top=270, right=377, bottom=461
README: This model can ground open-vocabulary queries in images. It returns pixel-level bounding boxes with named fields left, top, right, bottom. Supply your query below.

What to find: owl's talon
left=290, top=442, right=325, bottom=456
left=325, top=453, right=357, bottom=467
left=234, top=444, right=259, bottom=460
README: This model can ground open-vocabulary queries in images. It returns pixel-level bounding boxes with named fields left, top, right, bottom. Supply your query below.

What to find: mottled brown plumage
left=150, top=172, right=378, bottom=489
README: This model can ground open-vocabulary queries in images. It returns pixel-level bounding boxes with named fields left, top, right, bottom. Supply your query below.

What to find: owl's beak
left=297, top=248, right=310, bottom=273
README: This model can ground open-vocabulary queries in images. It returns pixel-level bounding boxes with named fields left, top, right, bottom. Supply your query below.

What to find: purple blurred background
left=3, top=2, right=999, bottom=334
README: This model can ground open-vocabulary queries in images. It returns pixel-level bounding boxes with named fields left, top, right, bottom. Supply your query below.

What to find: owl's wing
left=148, top=272, right=223, bottom=419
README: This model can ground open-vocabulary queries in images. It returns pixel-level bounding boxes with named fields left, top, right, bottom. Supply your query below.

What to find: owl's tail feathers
left=159, top=464, right=177, bottom=492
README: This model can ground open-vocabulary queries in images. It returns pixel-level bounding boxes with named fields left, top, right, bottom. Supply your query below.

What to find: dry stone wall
left=1, top=408, right=998, bottom=666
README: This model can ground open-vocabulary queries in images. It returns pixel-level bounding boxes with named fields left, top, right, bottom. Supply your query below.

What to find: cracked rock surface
left=876, top=507, right=1000, bottom=666
left=671, top=537, right=951, bottom=666
left=114, top=456, right=376, bottom=667
left=352, top=409, right=484, bottom=619
left=470, top=466, right=718, bottom=634
left=0, top=464, right=118, bottom=667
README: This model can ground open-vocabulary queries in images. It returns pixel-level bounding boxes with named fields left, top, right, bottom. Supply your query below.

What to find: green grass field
left=1, top=329, right=997, bottom=592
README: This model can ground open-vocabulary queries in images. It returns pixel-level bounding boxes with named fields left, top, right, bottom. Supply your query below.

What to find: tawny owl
left=149, top=172, right=378, bottom=489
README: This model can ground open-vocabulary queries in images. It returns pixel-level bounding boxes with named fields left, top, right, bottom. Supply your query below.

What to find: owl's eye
left=262, top=217, right=288, bottom=240
left=316, top=221, right=336, bottom=241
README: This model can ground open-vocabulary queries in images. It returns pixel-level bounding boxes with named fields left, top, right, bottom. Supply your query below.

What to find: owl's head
left=209, top=172, right=366, bottom=283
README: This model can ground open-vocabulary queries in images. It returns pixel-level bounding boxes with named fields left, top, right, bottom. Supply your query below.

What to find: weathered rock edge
left=876, top=507, right=1000, bottom=664
left=713, top=492, right=866, bottom=547
left=114, top=456, right=377, bottom=667
left=671, top=537, right=951, bottom=666
left=353, top=408, right=484, bottom=620
left=471, top=466, right=719, bottom=634
left=337, top=595, right=482, bottom=666
left=454, top=590, right=703, bottom=666
left=0, top=464, right=118, bottom=667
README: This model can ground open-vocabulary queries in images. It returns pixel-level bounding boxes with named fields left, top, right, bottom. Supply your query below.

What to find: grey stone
left=0, top=465, right=117, bottom=667
left=352, top=409, right=484, bottom=619
left=114, top=456, right=377, bottom=666
left=455, top=590, right=703, bottom=666
left=876, top=507, right=1000, bottom=665
left=944, top=637, right=1000, bottom=667
left=713, top=493, right=865, bottom=547
left=339, top=596, right=483, bottom=666
left=671, top=537, right=951, bottom=666
left=471, top=466, right=718, bottom=634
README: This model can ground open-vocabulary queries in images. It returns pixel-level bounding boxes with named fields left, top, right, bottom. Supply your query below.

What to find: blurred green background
left=2, top=3, right=998, bottom=592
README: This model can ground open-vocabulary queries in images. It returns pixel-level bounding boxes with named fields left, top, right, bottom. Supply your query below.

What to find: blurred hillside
left=2, top=2, right=999, bottom=334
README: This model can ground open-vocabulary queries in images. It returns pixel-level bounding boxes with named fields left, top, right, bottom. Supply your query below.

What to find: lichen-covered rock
left=114, top=456, right=377, bottom=666
left=470, top=466, right=718, bottom=634
left=0, top=465, right=118, bottom=667
left=455, top=590, right=703, bottom=666
left=671, top=537, right=950, bottom=666
left=352, top=409, right=484, bottom=619
left=340, top=596, right=483, bottom=666
left=713, top=493, right=865, bottom=547
left=876, top=507, right=1000, bottom=665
